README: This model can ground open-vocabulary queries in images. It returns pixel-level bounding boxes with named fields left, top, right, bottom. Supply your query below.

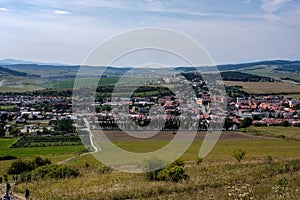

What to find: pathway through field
left=0, top=182, right=25, bottom=200
left=58, top=118, right=99, bottom=164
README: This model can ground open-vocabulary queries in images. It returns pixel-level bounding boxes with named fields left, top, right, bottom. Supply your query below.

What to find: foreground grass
left=4, top=132, right=300, bottom=199
left=14, top=158, right=300, bottom=200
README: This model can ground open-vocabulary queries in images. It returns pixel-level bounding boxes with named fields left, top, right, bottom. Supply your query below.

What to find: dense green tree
left=239, top=118, right=253, bottom=128
left=54, top=118, right=75, bottom=133
left=0, top=126, right=5, bottom=137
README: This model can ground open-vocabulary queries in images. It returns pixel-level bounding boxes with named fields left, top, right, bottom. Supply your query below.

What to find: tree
left=54, top=118, right=75, bottom=133
left=223, top=118, right=234, bottom=130
left=0, top=126, right=5, bottom=137
left=239, top=117, right=253, bottom=128
left=9, top=127, right=20, bottom=136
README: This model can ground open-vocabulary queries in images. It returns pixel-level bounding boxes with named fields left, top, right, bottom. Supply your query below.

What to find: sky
left=0, top=0, right=300, bottom=65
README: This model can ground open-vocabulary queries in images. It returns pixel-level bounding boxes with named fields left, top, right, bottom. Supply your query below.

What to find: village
left=1, top=80, right=300, bottom=138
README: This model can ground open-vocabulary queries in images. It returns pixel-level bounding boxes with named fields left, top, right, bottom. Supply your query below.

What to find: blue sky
left=0, top=0, right=299, bottom=65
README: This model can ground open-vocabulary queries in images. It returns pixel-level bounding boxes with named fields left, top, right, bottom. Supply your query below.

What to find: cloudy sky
left=0, top=0, right=299, bottom=65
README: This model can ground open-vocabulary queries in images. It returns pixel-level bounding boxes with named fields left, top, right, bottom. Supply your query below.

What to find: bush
left=8, top=159, right=35, bottom=174
left=33, top=164, right=80, bottom=179
left=265, top=156, right=273, bottom=164
left=143, top=158, right=166, bottom=181
left=232, top=149, right=247, bottom=162
left=144, top=158, right=188, bottom=182
left=20, top=164, right=80, bottom=182
left=196, top=157, right=203, bottom=165
left=157, top=165, right=188, bottom=182
left=0, top=155, right=17, bottom=161
left=98, top=165, right=112, bottom=174
left=33, top=156, right=51, bottom=167
left=239, top=118, right=253, bottom=128
left=7, top=156, right=51, bottom=174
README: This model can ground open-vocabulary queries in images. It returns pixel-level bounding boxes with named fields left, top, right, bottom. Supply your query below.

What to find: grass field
left=242, top=65, right=300, bottom=82
left=110, top=138, right=300, bottom=162
left=0, top=138, right=85, bottom=175
left=240, top=126, right=300, bottom=140
left=2, top=129, right=300, bottom=199
left=223, top=81, right=300, bottom=94
left=13, top=138, right=300, bottom=199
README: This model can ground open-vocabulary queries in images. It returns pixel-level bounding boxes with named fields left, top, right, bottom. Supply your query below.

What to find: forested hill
left=0, top=66, right=27, bottom=76
left=176, top=60, right=300, bottom=72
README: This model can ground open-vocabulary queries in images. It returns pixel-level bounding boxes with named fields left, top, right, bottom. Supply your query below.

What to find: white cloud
left=261, top=0, right=291, bottom=13
left=243, top=0, right=251, bottom=3
left=0, top=7, right=8, bottom=12
left=263, top=13, right=283, bottom=22
left=260, top=0, right=292, bottom=22
left=72, top=0, right=124, bottom=9
left=53, top=9, right=71, bottom=15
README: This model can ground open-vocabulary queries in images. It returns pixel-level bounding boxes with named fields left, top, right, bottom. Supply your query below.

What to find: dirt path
left=58, top=118, right=99, bottom=165
left=0, top=182, right=26, bottom=200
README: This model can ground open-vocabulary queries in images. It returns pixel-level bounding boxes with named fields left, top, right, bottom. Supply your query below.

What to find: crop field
left=222, top=81, right=300, bottom=94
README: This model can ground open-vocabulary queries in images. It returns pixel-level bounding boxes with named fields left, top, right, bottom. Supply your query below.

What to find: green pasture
left=240, top=126, right=300, bottom=140
left=0, top=138, right=85, bottom=174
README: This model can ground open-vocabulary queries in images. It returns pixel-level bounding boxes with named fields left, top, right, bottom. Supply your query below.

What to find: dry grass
left=13, top=158, right=300, bottom=200
left=223, top=81, right=300, bottom=94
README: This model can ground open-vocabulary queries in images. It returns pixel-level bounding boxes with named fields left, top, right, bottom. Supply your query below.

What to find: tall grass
left=13, top=159, right=300, bottom=199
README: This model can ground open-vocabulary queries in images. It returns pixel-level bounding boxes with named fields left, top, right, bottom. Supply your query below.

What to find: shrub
left=277, top=177, right=288, bottom=187
left=196, top=157, right=203, bottom=165
left=239, top=118, right=253, bottom=128
left=144, top=158, right=188, bottom=182
left=33, top=156, right=51, bottom=167
left=33, top=164, right=80, bottom=179
left=7, top=156, right=51, bottom=174
left=265, top=156, right=273, bottom=164
left=98, top=165, right=112, bottom=174
left=8, top=159, right=35, bottom=174
left=157, top=164, right=188, bottom=182
left=0, top=155, right=17, bottom=161
left=232, top=149, right=247, bottom=162
left=20, top=164, right=80, bottom=182
left=143, top=158, right=166, bottom=181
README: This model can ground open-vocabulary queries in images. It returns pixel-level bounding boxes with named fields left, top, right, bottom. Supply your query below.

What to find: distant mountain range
left=1, top=59, right=300, bottom=75
left=0, top=58, right=67, bottom=66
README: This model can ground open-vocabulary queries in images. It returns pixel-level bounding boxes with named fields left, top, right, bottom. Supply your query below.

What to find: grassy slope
left=2, top=128, right=300, bottom=199
left=14, top=154, right=300, bottom=200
